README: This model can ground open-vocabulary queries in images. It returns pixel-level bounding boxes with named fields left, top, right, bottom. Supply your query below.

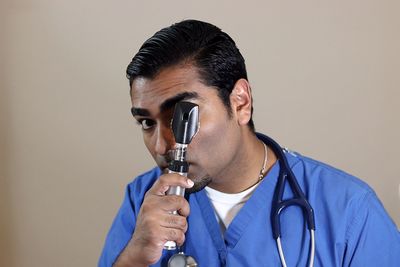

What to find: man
left=99, top=20, right=400, bottom=266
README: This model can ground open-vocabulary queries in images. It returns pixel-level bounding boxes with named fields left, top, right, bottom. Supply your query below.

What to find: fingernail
left=187, top=179, right=194, bottom=187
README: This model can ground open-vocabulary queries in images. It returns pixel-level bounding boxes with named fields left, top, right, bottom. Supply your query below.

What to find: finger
left=158, top=195, right=190, bottom=215
left=162, top=228, right=186, bottom=246
left=159, top=213, right=188, bottom=232
left=139, top=194, right=189, bottom=221
left=177, top=198, right=190, bottom=217
left=149, top=173, right=194, bottom=195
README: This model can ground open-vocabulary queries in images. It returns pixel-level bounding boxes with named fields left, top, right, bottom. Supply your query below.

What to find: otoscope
left=164, top=101, right=199, bottom=251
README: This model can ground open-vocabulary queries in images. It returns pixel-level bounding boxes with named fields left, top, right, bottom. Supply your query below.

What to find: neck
left=208, top=131, right=277, bottom=193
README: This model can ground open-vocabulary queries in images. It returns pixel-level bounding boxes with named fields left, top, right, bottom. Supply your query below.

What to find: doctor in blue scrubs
left=99, top=20, right=400, bottom=267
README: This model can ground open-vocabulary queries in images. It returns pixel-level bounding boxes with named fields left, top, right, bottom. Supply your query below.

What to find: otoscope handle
left=164, top=169, right=187, bottom=250
left=166, top=171, right=187, bottom=197
left=164, top=161, right=188, bottom=250
left=166, top=158, right=189, bottom=197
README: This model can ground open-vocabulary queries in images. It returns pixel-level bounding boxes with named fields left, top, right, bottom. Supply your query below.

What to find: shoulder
left=129, top=167, right=161, bottom=189
left=285, top=151, right=380, bottom=230
left=257, top=133, right=372, bottom=196
left=287, top=151, right=374, bottom=197
left=125, top=167, right=161, bottom=207
left=287, top=152, right=400, bottom=240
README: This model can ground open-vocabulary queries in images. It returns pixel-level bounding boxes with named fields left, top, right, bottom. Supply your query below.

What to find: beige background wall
left=1, top=0, right=399, bottom=266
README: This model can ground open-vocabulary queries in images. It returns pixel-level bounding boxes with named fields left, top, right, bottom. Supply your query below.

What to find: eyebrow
left=131, top=107, right=150, bottom=117
left=131, top=91, right=200, bottom=117
left=159, top=91, right=200, bottom=113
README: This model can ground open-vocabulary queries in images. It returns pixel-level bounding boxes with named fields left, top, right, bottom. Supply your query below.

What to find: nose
left=154, top=123, right=175, bottom=156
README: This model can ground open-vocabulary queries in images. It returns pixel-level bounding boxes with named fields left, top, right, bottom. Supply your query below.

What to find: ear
left=230, top=78, right=252, bottom=126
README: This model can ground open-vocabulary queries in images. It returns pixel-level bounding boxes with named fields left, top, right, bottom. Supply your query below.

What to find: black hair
left=126, top=19, right=255, bottom=131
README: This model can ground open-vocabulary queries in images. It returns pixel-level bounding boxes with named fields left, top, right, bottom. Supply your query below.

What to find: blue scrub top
left=99, top=135, right=400, bottom=266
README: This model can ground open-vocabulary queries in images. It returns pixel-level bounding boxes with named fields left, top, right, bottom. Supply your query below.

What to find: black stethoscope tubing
left=261, top=134, right=316, bottom=267
left=260, top=134, right=316, bottom=238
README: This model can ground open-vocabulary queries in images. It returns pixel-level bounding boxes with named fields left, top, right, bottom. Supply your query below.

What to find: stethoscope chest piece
left=168, top=252, right=198, bottom=267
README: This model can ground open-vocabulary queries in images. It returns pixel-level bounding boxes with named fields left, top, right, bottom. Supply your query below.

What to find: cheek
left=142, top=134, right=156, bottom=158
left=191, top=115, right=237, bottom=168
left=198, top=124, right=226, bottom=147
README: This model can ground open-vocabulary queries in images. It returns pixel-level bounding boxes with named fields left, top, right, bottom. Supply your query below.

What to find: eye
left=137, top=119, right=156, bottom=130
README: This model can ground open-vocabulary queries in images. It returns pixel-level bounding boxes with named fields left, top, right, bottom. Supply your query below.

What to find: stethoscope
left=266, top=134, right=316, bottom=267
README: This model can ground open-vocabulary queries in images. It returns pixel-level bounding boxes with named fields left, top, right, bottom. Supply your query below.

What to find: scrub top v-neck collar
left=193, top=159, right=281, bottom=264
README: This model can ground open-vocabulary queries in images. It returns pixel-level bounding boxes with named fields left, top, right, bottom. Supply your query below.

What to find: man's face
left=130, top=65, right=243, bottom=192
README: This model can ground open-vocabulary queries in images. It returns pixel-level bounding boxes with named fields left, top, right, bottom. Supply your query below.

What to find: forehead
left=130, top=66, right=214, bottom=111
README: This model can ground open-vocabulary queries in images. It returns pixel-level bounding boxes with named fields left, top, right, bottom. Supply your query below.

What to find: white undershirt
left=204, top=182, right=260, bottom=234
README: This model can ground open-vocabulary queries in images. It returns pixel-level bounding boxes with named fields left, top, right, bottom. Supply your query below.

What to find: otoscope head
left=171, top=102, right=199, bottom=144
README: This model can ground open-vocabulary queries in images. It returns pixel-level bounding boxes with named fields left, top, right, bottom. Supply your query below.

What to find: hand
left=113, top=173, right=194, bottom=267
